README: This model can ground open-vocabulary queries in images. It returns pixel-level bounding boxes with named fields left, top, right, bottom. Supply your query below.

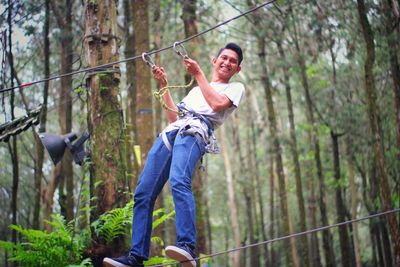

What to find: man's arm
left=152, top=66, right=179, bottom=123
left=183, top=58, right=232, bottom=112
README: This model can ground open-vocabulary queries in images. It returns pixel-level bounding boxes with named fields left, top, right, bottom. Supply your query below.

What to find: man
left=104, top=43, right=245, bottom=267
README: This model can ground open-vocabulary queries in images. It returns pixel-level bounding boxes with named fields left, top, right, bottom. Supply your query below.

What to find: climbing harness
left=176, top=102, right=220, bottom=154
left=142, top=42, right=195, bottom=116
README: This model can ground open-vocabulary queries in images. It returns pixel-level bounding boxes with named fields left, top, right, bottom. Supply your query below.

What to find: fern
left=92, top=201, right=175, bottom=245
left=152, top=210, right=175, bottom=230
left=92, top=201, right=133, bottom=244
left=0, top=214, right=91, bottom=267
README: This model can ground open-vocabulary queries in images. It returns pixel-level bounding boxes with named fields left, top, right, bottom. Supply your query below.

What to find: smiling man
left=104, top=43, right=245, bottom=267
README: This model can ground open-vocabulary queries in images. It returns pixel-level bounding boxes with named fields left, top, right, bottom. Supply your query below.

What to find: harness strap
left=176, top=102, right=220, bottom=154
left=161, top=131, right=172, bottom=151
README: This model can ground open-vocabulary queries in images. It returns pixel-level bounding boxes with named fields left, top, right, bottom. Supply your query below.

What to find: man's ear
left=211, top=57, right=217, bottom=64
left=236, top=65, right=241, bottom=73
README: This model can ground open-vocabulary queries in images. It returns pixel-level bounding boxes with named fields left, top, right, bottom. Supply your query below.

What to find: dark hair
left=217, top=43, right=243, bottom=65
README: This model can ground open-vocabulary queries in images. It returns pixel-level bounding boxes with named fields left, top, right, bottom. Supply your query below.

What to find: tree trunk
left=331, top=132, right=354, bottom=267
left=43, top=165, right=62, bottom=232
left=269, top=156, right=276, bottom=266
left=123, top=0, right=139, bottom=191
left=7, top=2, right=19, bottom=258
left=345, top=137, right=362, bottom=267
left=133, top=0, right=154, bottom=169
left=357, top=1, right=400, bottom=265
left=277, top=39, right=309, bottom=267
left=258, top=36, right=294, bottom=267
left=33, top=0, right=50, bottom=229
left=220, top=125, right=241, bottom=267
left=382, top=0, right=400, bottom=150
left=308, top=174, right=322, bottom=267
left=84, top=0, right=125, bottom=219
left=50, top=0, right=74, bottom=222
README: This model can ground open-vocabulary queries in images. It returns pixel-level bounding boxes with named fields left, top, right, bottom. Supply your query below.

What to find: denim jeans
left=129, top=129, right=204, bottom=259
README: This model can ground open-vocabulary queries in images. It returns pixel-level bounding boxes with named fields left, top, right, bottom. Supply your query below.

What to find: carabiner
left=173, top=42, right=188, bottom=59
left=141, top=52, right=155, bottom=69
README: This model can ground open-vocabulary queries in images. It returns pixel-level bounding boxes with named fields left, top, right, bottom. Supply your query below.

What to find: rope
left=148, top=208, right=400, bottom=266
left=153, top=78, right=194, bottom=115
left=0, top=0, right=277, bottom=94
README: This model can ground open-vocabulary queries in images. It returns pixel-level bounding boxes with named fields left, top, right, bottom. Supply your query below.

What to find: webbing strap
left=161, top=131, right=172, bottom=151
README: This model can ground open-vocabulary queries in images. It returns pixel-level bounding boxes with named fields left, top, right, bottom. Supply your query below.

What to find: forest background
left=0, top=0, right=399, bottom=266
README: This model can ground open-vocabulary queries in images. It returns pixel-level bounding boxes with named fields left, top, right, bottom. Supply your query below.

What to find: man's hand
left=152, top=66, right=168, bottom=87
left=183, top=57, right=203, bottom=77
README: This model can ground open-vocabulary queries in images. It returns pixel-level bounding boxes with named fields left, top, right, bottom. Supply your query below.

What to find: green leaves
left=0, top=215, right=91, bottom=267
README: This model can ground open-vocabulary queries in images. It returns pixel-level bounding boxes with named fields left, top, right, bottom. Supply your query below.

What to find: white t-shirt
left=163, top=82, right=245, bottom=140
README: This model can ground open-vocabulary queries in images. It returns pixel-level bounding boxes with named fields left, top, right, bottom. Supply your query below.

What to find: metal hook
left=173, top=42, right=188, bottom=59
left=141, top=52, right=155, bottom=69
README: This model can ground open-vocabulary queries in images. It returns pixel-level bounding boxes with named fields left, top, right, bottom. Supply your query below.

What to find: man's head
left=212, top=42, right=243, bottom=83
left=217, top=43, right=243, bottom=65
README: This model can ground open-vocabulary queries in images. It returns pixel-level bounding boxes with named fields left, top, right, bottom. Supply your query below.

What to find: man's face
left=212, top=49, right=241, bottom=82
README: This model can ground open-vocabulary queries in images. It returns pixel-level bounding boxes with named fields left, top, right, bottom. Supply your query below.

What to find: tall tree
left=289, top=5, right=336, bottom=266
left=381, top=0, right=400, bottom=152
left=257, top=35, right=294, bottom=267
left=277, top=38, right=310, bottom=267
left=133, top=0, right=154, bottom=168
left=7, top=1, right=19, bottom=259
left=84, top=0, right=125, bottom=219
left=33, top=0, right=50, bottom=229
left=50, top=0, right=74, bottom=222
left=357, top=1, right=400, bottom=265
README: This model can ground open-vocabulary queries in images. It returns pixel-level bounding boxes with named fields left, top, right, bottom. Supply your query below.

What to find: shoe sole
left=165, top=246, right=197, bottom=267
left=103, top=257, right=130, bottom=267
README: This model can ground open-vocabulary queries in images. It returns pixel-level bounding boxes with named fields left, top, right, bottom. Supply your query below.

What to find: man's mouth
left=220, top=65, right=231, bottom=72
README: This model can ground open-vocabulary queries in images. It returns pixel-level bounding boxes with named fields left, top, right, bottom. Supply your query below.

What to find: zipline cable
left=0, top=0, right=277, bottom=94
left=149, top=208, right=400, bottom=267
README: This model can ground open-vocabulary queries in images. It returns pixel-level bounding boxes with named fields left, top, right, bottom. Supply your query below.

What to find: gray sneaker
left=165, top=245, right=197, bottom=267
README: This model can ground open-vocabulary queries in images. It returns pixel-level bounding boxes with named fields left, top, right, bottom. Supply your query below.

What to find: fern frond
left=152, top=210, right=175, bottom=230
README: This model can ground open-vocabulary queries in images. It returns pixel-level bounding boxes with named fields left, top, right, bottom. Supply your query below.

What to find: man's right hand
left=152, top=66, right=168, bottom=87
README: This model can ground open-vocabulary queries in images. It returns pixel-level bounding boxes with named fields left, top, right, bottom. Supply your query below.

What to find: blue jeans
left=129, top=129, right=205, bottom=259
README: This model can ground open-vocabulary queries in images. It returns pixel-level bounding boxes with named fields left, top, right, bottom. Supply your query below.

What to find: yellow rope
left=153, top=77, right=194, bottom=115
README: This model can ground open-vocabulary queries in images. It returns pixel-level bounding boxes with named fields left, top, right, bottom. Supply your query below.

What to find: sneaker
left=165, top=244, right=197, bottom=267
left=103, top=254, right=144, bottom=267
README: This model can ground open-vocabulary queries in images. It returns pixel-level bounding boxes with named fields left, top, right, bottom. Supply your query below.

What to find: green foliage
left=0, top=214, right=91, bottom=267
left=92, top=201, right=133, bottom=244
left=91, top=200, right=175, bottom=245
left=144, top=256, right=175, bottom=266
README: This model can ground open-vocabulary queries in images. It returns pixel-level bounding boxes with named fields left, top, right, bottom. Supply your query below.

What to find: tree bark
left=133, top=0, right=154, bottom=169
left=123, top=0, right=139, bottom=191
left=331, top=132, right=354, bottom=267
left=220, top=125, right=241, bottom=267
left=50, top=0, right=74, bottom=222
left=7, top=3, right=19, bottom=259
left=357, top=1, right=400, bottom=265
left=345, top=137, right=362, bottom=267
left=84, top=0, right=125, bottom=220
left=33, top=0, right=50, bottom=229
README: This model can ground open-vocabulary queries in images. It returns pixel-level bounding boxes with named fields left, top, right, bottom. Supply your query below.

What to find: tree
left=357, top=0, right=400, bottom=265
left=133, top=0, right=154, bottom=169
left=84, top=0, right=126, bottom=218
